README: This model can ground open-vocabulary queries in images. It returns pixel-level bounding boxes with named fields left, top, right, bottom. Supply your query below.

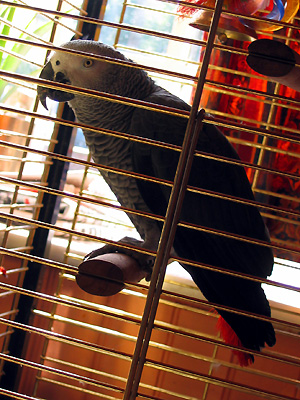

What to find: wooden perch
left=76, top=252, right=147, bottom=296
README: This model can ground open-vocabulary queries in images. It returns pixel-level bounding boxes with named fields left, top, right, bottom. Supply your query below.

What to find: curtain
left=197, top=28, right=300, bottom=261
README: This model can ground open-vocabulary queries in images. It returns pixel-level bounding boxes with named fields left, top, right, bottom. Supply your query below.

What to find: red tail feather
left=217, top=316, right=253, bottom=367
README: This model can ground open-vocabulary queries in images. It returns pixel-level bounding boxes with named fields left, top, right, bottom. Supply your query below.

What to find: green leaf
left=0, top=9, right=52, bottom=100
left=0, top=6, right=16, bottom=65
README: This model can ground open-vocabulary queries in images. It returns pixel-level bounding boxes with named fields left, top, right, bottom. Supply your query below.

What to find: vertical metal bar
left=123, top=1, right=224, bottom=398
left=0, top=0, right=67, bottom=393
left=0, top=0, right=105, bottom=396
left=202, top=344, right=219, bottom=399
left=0, top=2, right=64, bottom=374
left=113, top=0, right=127, bottom=48
left=32, top=0, right=105, bottom=396
left=0, top=97, right=76, bottom=400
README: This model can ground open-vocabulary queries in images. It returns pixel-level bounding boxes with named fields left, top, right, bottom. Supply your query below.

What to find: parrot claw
left=84, top=237, right=155, bottom=281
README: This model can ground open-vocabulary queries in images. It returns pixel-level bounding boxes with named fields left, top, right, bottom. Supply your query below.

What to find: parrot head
left=37, top=55, right=74, bottom=109
left=37, top=40, right=127, bottom=110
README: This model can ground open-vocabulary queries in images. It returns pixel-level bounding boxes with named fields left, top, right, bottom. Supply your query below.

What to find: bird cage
left=0, top=1, right=299, bottom=400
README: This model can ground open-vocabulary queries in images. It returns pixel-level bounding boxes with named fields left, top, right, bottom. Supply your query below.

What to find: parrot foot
left=84, top=237, right=155, bottom=281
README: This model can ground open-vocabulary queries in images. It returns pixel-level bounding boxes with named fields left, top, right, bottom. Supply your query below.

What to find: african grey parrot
left=37, top=40, right=276, bottom=365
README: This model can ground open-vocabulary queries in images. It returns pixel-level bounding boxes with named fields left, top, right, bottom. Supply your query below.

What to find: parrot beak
left=37, top=61, right=75, bottom=110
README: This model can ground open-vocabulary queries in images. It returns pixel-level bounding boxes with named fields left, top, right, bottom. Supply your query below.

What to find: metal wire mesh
left=0, top=0, right=299, bottom=399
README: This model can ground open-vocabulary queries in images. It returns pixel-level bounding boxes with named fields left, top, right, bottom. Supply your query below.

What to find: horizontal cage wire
left=0, top=0, right=299, bottom=400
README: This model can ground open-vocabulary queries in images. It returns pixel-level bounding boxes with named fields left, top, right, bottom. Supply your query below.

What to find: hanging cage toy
left=178, top=0, right=300, bottom=42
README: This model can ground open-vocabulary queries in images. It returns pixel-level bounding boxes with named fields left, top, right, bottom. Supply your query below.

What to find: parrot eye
left=83, top=59, right=93, bottom=68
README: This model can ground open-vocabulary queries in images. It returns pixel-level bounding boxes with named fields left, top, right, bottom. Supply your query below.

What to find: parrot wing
left=129, top=86, right=276, bottom=363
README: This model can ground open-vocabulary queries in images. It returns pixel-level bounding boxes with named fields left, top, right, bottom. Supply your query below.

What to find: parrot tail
left=217, top=316, right=254, bottom=367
